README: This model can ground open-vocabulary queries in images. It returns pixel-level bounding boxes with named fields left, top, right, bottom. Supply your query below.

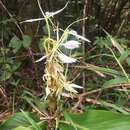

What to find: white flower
left=20, top=2, right=69, bottom=23
left=20, top=18, right=45, bottom=23
left=45, top=1, right=69, bottom=17
left=64, top=83, right=83, bottom=94
left=57, top=52, right=77, bottom=63
left=61, top=93, right=71, bottom=97
left=68, top=83, right=83, bottom=89
left=45, top=86, right=50, bottom=99
left=69, top=30, right=91, bottom=43
left=35, top=55, right=47, bottom=63
left=63, top=40, right=81, bottom=49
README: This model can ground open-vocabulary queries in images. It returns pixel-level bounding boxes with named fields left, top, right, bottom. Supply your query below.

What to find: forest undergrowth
left=0, top=0, right=130, bottom=130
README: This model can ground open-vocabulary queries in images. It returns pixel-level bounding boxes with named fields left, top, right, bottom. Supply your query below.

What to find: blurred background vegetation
left=0, top=0, right=130, bottom=122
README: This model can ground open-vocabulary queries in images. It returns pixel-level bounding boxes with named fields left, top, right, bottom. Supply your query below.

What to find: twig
left=72, top=83, right=130, bottom=111
left=82, top=0, right=87, bottom=90
left=117, top=9, right=130, bottom=36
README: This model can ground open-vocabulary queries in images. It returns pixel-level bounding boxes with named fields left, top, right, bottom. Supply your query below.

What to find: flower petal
left=45, top=86, right=50, bottom=99
left=69, top=30, right=91, bottom=42
left=45, top=1, right=69, bottom=17
left=68, top=83, right=83, bottom=89
left=61, top=93, right=72, bottom=97
left=63, top=40, right=81, bottom=49
left=35, top=55, right=47, bottom=63
left=64, top=84, right=78, bottom=93
left=58, top=52, right=77, bottom=63
left=20, top=18, right=45, bottom=23
left=20, top=2, right=69, bottom=23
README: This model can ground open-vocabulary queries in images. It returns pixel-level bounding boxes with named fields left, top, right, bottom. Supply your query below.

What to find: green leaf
left=0, top=112, right=46, bottom=130
left=12, top=126, right=32, bottom=130
left=60, top=110, right=130, bottom=130
left=38, top=38, right=45, bottom=51
left=119, top=50, right=130, bottom=63
left=103, top=77, right=129, bottom=87
left=11, top=63, right=21, bottom=72
left=126, top=57, right=130, bottom=66
left=9, top=36, right=22, bottom=53
left=21, top=110, right=41, bottom=130
left=0, top=71, right=12, bottom=81
left=22, top=35, right=32, bottom=49
left=100, top=101, right=129, bottom=114
left=22, top=91, right=48, bottom=113
left=85, top=64, right=129, bottom=77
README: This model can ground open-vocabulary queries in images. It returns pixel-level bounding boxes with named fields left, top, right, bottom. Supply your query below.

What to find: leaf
left=63, top=40, right=81, bottom=49
left=100, top=101, right=129, bottom=114
left=119, top=50, right=130, bottom=63
left=60, top=110, right=130, bottom=130
left=22, top=35, right=32, bottom=49
left=12, top=126, right=31, bottom=130
left=0, top=71, right=12, bottom=81
left=58, top=52, right=77, bottom=63
left=103, top=30, right=124, bottom=54
left=9, top=36, right=22, bottom=53
left=11, top=62, right=21, bottom=72
left=0, top=112, right=46, bottom=130
left=126, top=57, right=130, bottom=66
left=21, top=110, right=41, bottom=130
left=63, top=112, right=89, bottom=130
left=103, top=77, right=129, bottom=87
left=76, top=64, right=130, bottom=77
left=110, top=37, right=124, bottom=54
left=22, top=91, right=48, bottom=113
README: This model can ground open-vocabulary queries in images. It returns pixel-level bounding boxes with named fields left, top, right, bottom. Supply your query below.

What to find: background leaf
left=60, top=110, right=130, bottom=130
left=12, top=126, right=31, bottom=130
left=9, top=36, right=22, bottom=53
left=22, top=35, right=32, bottom=49
left=0, top=112, right=46, bottom=130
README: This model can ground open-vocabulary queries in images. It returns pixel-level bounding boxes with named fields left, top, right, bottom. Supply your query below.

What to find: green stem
left=37, top=0, right=50, bottom=38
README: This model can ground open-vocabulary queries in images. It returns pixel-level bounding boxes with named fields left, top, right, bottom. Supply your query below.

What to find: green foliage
left=9, top=36, right=22, bottom=53
left=22, top=35, right=32, bottom=49
left=9, top=35, right=32, bottom=53
left=0, top=112, right=47, bottom=130
left=13, top=126, right=32, bottom=130
left=60, top=110, right=130, bottom=130
left=1, top=0, right=130, bottom=130
left=0, top=34, right=32, bottom=82
left=0, top=47, right=21, bottom=81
